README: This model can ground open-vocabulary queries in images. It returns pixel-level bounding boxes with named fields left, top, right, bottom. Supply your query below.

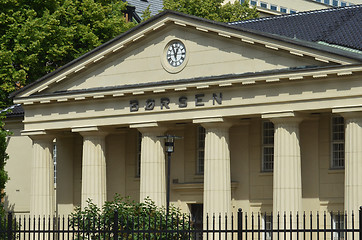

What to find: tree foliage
left=0, top=0, right=136, bottom=108
left=70, top=195, right=192, bottom=239
left=163, top=0, right=258, bottom=22
left=0, top=112, right=9, bottom=200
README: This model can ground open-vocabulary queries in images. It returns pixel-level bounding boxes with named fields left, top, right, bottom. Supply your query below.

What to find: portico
left=5, top=11, right=362, bottom=231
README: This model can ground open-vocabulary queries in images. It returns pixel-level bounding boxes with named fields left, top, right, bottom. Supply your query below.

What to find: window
left=197, top=126, right=206, bottom=174
left=331, top=116, right=344, bottom=169
left=280, top=7, right=287, bottom=13
left=270, top=5, right=277, bottom=11
left=262, top=121, right=274, bottom=172
left=262, top=214, right=272, bottom=240
left=290, top=9, right=297, bottom=14
left=136, top=131, right=142, bottom=177
left=250, top=0, right=257, bottom=6
left=260, top=2, right=267, bottom=8
left=53, top=143, right=57, bottom=186
left=332, top=213, right=345, bottom=240
left=315, top=0, right=321, bottom=2
left=324, top=0, right=330, bottom=4
left=341, top=1, right=347, bottom=6
left=333, top=0, right=339, bottom=6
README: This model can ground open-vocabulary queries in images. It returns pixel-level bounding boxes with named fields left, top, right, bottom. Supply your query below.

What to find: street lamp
left=158, top=134, right=182, bottom=213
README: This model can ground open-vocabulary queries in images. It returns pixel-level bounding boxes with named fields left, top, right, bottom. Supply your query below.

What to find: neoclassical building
left=4, top=6, right=362, bottom=228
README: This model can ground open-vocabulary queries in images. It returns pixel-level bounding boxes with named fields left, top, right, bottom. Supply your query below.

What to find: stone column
left=194, top=118, right=232, bottom=233
left=29, top=134, right=55, bottom=216
left=137, top=126, right=167, bottom=207
left=272, top=117, right=302, bottom=217
left=76, top=130, right=107, bottom=209
left=263, top=112, right=303, bottom=224
left=343, top=113, right=362, bottom=224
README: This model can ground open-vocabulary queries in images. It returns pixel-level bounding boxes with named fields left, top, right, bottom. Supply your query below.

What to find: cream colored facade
left=225, top=0, right=361, bottom=16
left=4, top=11, right=362, bottom=226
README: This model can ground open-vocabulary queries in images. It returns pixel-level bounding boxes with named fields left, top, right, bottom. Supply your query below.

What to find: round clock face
left=166, top=41, right=186, bottom=67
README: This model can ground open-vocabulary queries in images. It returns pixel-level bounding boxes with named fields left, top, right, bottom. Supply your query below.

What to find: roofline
left=14, top=63, right=362, bottom=100
left=10, top=9, right=362, bottom=98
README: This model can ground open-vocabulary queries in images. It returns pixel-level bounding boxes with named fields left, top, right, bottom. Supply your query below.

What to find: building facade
left=236, top=0, right=361, bottom=16
left=4, top=9, right=362, bottom=229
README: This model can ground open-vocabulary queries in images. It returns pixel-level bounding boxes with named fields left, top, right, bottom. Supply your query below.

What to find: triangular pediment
left=13, top=11, right=361, bottom=100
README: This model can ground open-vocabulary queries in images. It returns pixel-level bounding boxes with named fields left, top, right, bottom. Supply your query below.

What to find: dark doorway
left=190, top=204, right=203, bottom=240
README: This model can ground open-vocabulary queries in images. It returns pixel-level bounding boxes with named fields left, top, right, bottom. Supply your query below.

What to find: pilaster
left=55, top=133, right=75, bottom=215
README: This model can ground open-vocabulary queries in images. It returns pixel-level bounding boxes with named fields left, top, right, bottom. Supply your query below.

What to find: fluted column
left=79, top=131, right=107, bottom=209
left=29, top=134, right=55, bottom=216
left=343, top=114, right=362, bottom=222
left=269, top=115, right=303, bottom=218
left=201, top=120, right=232, bottom=232
left=138, top=127, right=167, bottom=207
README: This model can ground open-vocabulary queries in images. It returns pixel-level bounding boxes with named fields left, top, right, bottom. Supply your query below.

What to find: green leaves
left=0, top=0, right=135, bottom=108
left=70, top=195, right=192, bottom=239
left=163, top=0, right=258, bottom=22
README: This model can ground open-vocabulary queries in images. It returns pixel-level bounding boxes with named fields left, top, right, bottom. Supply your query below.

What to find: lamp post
left=158, top=135, right=182, bottom=213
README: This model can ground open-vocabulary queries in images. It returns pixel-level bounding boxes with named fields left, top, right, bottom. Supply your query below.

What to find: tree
left=70, top=195, right=192, bottom=239
left=0, top=113, right=9, bottom=200
left=0, top=0, right=136, bottom=108
left=163, top=0, right=258, bottom=22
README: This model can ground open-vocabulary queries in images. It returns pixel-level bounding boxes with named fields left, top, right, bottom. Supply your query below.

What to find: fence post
left=238, top=208, right=242, bottom=240
left=359, top=207, right=361, bottom=240
left=7, top=212, right=12, bottom=240
left=114, top=210, right=119, bottom=240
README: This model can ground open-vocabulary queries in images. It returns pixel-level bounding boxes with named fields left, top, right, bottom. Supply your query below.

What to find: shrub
left=69, top=194, right=193, bottom=239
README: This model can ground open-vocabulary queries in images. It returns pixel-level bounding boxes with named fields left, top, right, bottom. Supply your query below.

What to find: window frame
left=136, top=131, right=142, bottom=177
left=260, top=2, right=268, bottom=8
left=332, top=212, right=345, bottom=240
left=262, top=121, right=274, bottom=172
left=262, top=214, right=272, bottom=240
left=196, top=126, right=205, bottom=175
left=330, top=116, right=345, bottom=169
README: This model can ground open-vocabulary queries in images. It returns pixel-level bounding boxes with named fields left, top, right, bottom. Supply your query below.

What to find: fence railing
left=0, top=207, right=361, bottom=240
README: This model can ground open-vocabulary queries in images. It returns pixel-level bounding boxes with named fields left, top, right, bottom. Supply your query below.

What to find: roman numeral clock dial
left=166, top=41, right=186, bottom=67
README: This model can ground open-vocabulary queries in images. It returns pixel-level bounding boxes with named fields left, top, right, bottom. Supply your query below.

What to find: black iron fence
left=0, top=208, right=361, bottom=240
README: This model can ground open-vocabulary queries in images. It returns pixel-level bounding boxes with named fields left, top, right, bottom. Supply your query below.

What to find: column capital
left=72, top=126, right=109, bottom=137
left=332, top=107, right=362, bottom=119
left=262, top=111, right=304, bottom=124
left=130, top=122, right=167, bottom=134
left=193, top=117, right=233, bottom=129
left=25, top=131, right=55, bottom=142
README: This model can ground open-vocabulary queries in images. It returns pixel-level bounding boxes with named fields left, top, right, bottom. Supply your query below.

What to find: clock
left=166, top=41, right=186, bottom=67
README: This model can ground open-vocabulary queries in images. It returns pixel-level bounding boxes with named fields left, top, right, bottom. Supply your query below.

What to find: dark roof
left=1, top=104, right=24, bottom=118
left=229, top=5, right=362, bottom=51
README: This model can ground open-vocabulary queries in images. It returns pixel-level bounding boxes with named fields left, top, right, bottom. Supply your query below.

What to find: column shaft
left=344, top=117, right=362, bottom=216
left=272, top=119, right=302, bottom=216
left=81, top=133, right=107, bottom=209
left=30, top=136, right=55, bottom=216
left=139, top=128, right=166, bottom=207
left=203, top=123, right=232, bottom=230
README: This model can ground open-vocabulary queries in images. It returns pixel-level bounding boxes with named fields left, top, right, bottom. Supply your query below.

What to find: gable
left=12, top=11, right=361, bottom=99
